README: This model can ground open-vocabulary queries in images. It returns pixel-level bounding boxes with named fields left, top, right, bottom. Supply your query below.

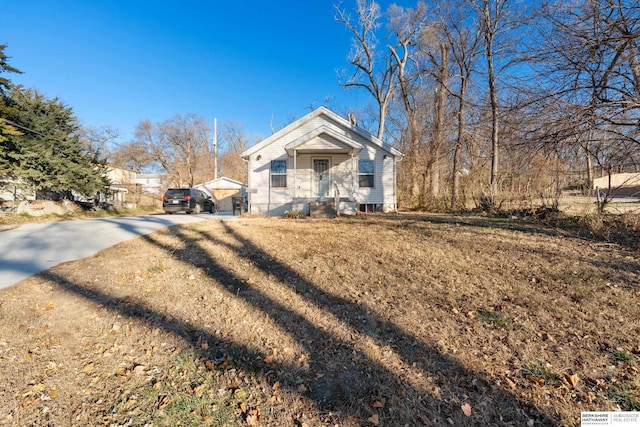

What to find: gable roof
left=241, top=106, right=402, bottom=158
left=284, top=125, right=363, bottom=156
left=196, top=176, right=247, bottom=189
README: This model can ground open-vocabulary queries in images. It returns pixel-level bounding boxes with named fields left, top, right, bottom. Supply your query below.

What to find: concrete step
left=309, top=200, right=336, bottom=218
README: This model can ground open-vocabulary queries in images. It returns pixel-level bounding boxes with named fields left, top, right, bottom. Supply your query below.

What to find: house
left=195, top=177, right=247, bottom=213
left=105, top=165, right=137, bottom=206
left=593, top=172, right=640, bottom=197
left=240, top=107, right=403, bottom=216
left=136, top=173, right=165, bottom=195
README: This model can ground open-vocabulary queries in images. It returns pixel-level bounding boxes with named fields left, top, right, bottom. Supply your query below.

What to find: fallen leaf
left=194, top=384, right=207, bottom=397
left=564, top=373, right=579, bottom=387
left=246, top=409, right=260, bottom=425
left=44, top=302, right=56, bottom=311
left=372, top=397, right=386, bottom=408
left=503, top=376, right=517, bottom=389
left=264, top=354, right=274, bottom=364
left=48, top=389, right=59, bottom=399
left=20, top=397, right=36, bottom=410
left=419, top=414, right=434, bottom=426
left=368, top=414, right=380, bottom=425
left=25, top=351, right=32, bottom=361
left=31, top=383, right=46, bottom=394
left=461, top=402, right=472, bottom=416
left=124, top=398, right=137, bottom=410
left=528, top=376, right=545, bottom=386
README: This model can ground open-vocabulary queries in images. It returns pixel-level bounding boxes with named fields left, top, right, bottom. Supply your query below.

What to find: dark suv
left=162, top=188, right=214, bottom=214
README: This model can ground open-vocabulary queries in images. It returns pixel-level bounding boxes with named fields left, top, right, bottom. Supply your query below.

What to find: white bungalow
left=240, top=107, right=402, bottom=216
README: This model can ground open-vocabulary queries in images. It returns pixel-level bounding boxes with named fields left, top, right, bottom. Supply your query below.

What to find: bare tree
left=134, top=114, right=212, bottom=187
left=472, top=0, right=504, bottom=205
left=78, top=125, right=119, bottom=162
left=218, top=120, right=250, bottom=183
left=335, top=0, right=396, bottom=139
left=110, top=141, right=153, bottom=173
left=387, top=2, right=430, bottom=201
left=532, top=0, right=640, bottom=194
left=426, top=41, right=450, bottom=201
left=436, top=0, right=483, bottom=208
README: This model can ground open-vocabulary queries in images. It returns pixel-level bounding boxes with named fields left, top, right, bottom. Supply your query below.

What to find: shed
left=195, top=177, right=247, bottom=213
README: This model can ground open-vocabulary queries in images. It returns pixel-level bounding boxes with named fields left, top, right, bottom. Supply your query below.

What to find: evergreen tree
left=0, top=44, right=22, bottom=143
left=2, top=86, right=110, bottom=197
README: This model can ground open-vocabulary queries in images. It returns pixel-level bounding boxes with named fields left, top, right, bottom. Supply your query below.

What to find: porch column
left=293, top=149, right=297, bottom=199
left=351, top=150, right=356, bottom=197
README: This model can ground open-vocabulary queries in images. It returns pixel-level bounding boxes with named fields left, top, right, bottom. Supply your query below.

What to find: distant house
left=105, top=165, right=137, bottom=206
left=136, top=173, right=165, bottom=195
left=240, top=107, right=402, bottom=216
left=195, top=177, right=247, bottom=213
left=593, top=172, right=640, bottom=197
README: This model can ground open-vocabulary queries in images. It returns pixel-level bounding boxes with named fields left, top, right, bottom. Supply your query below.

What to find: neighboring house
left=195, top=177, right=247, bottom=213
left=593, top=172, right=640, bottom=197
left=240, top=107, right=403, bottom=216
left=106, top=165, right=137, bottom=206
left=136, top=173, right=165, bottom=195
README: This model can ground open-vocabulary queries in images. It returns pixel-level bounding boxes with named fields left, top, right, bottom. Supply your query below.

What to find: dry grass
left=1, top=213, right=639, bottom=426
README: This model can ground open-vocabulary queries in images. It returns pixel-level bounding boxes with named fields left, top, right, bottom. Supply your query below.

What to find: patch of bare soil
left=0, top=214, right=638, bottom=426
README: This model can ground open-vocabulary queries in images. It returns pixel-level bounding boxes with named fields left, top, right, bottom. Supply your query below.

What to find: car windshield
left=165, top=189, right=190, bottom=197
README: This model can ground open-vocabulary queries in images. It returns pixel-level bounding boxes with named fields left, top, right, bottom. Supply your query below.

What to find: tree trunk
left=390, top=41, right=421, bottom=201
left=451, top=75, right=468, bottom=208
left=484, top=3, right=499, bottom=205
left=431, top=44, right=449, bottom=201
left=584, top=141, right=593, bottom=191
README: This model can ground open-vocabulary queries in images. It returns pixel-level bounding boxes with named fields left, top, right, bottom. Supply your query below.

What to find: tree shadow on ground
left=42, top=219, right=559, bottom=425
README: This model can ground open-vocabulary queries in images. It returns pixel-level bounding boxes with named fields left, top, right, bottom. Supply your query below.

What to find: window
left=358, top=159, right=374, bottom=188
left=270, top=160, right=287, bottom=187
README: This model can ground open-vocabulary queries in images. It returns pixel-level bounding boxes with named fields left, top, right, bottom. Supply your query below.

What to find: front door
left=313, top=159, right=330, bottom=197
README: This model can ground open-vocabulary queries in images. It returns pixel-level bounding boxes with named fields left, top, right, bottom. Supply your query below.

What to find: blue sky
left=1, top=0, right=407, bottom=143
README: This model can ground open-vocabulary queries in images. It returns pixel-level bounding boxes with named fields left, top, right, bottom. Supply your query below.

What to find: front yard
left=0, top=214, right=638, bottom=426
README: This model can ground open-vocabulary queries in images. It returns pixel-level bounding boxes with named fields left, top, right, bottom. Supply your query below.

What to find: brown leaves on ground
left=0, top=213, right=639, bottom=426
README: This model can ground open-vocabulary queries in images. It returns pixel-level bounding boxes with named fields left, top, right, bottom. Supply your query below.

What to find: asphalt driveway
left=0, top=213, right=238, bottom=289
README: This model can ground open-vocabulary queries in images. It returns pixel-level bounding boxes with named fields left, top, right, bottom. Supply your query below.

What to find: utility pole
left=213, top=118, right=218, bottom=179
